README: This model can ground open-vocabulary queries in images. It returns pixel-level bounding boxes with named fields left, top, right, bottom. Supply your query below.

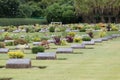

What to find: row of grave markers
left=3, top=34, right=120, bottom=68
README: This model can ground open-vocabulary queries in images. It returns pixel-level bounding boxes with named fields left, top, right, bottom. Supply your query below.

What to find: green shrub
left=32, top=46, right=45, bottom=54
left=41, top=37, right=49, bottom=41
left=82, top=36, right=91, bottom=41
left=25, top=35, right=31, bottom=43
left=68, top=32, right=76, bottom=37
left=6, top=42, right=14, bottom=46
left=79, top=27, right=87, bottom=32
left=55, top=28, right=61, bottom=32
left=94, top=25, right=101, bottom=30
left=0, top=18, right=47, bottom=26
left=32, top=37, right=41, bottom=42
left=61, top=39, right=67, bottom=45
left=49, top=26, right=55, bottom=32
left=74, top=36, right=82, bottom=43
left=0, top=35, right=4, bottom=41
left=99, top=31, right=106, bottom=38
left=25, top=26, right=35, bottom=33
left=11, top=34, right=19, bottom=40
left=60, top=27, right=66, bottom=32
left=111, top=25, right=118, bottom=31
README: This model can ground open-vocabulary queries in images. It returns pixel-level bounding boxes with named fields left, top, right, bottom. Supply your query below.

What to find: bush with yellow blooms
left=8, top=51, right=25, bottom=58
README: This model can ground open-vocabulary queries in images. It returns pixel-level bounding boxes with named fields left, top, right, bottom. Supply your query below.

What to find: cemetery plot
left=56, top=48, right=73, bottom=53
left=71, top=44, right=85, bottom=49
left=36, top=52, right=56, bottom=60
left=6, top=59, right=31, bottom=68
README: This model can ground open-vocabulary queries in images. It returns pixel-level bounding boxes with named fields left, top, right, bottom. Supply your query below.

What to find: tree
left=0, top=0, right=20, bottom=18
left=74, top=0, right=120, bottom=23
left=46, top=3, right=62, bottom=22
left=18, top=4, right=33, bottom=17
left=61, top=5, right=75, bottom=23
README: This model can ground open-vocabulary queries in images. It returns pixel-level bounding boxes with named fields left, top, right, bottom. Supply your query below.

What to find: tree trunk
left=101, top=16, right=105, bottom=23
left=115, top=17, right=118, bottom=23
left=108, top=17, right=111, bottom=23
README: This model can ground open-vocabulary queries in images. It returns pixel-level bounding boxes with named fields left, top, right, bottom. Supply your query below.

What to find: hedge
left=0, top=18, right=47, bottom=26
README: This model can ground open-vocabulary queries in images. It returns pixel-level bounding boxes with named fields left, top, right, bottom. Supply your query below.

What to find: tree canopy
left=0, top=0, right=120, bottom=23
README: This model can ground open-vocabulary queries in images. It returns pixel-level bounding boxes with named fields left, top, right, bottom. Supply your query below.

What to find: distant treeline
left=1, top=0, right=120, bottom=23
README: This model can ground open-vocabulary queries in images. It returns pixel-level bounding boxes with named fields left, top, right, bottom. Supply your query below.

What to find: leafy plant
left=41, top=37, right=49, bottom=41
left=68, top=32, right=76, bottom=37
left=5, top=42, right=14, bottom=46
left=32, top=46, right=45, bottom=54
left=66, top=36, right=73, bottom=43
left=0, top=35, right=4, bottom=41
left=8, top=51, right=25, bottom=58
left=94, top=25, right=101, bottom=30
left=54, top=36, right=61, bottom=45
left=86, top=29, right=94, bottom=38
left=55, top=28, right=61, bottom=32
left=99, top=31, right=107, bottom=38
left=74, top=36, right=82, bottom=43
left=111, top=24, right=118, bottom=31
left=79, top=27, right=87, bottom=32
left=32, top=37, right=41, bottom=42
left=82, top=36, right=91, bottom=41
left=49, top=26, right=55, bottom=32
left=61, top=39, right=67, bottom=45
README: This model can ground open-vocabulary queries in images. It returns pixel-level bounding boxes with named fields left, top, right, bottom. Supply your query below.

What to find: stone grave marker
left=6, top=59, right=31, bottom=68
left=33, top=42, right=41, bottom=46
left=36, top=52, right=56, bottom=60
left=71, top=44, right=85, bottom=49
left=82, top=41, right=95, bottom=45
left=92, top=39, right=102, bottom=43
left=13, top=30, right=20, bottom=33
left=47, top=40, right=55, bottom=43
left=101, top=37, right=109, bottom=41
left=0, top=48, right=9, bottom=53
left=56, top=48, right=73, bottom=53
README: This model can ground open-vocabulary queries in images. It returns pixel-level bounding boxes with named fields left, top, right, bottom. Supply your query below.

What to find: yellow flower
left=8, top=51, right=25, bottom=58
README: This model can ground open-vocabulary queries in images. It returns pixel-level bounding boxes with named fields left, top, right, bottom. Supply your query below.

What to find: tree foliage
left=1, top=0, right=120, bottom=23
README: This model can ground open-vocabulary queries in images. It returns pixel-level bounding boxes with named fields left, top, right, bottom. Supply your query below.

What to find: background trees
left=74, top=0, right=120, bottom=23
left=0, top=0, right=120, bottom=23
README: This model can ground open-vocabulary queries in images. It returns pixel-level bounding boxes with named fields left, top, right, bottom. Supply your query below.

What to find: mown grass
left=0, top=31, right=120, bottom=80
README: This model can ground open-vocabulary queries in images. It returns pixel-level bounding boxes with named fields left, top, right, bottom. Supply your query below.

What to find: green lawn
left=0, top=32, right=120, bottom=80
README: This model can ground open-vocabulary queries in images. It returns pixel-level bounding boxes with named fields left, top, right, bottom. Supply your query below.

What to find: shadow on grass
left=0, top=66, right=4, bottom=68
left=32, top=66, right=47, bottom=69
left=0, top=78, right=12, bottom=80
left=85, top=47, right=94, bottom=49
left=57, top=58, right=67, bottom=60
left=74, top=52, right=84, bottom=54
